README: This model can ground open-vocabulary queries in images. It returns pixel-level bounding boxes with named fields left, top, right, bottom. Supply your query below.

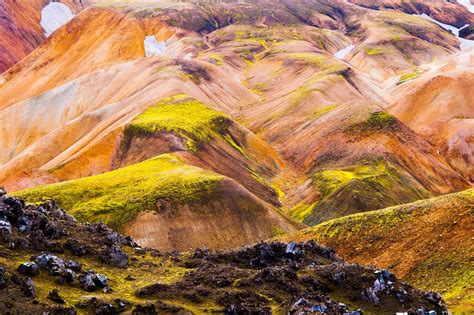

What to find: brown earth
left=388, top=49, right=474, bottom=182
left=124, top=178, right=301, bottom=251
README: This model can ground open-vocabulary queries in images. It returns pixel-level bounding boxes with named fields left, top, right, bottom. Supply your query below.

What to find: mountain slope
left=0, top=0, right=83, bottom=73
left=14, top=153, right=301, bottom=251
left=278, top=189, right=474, bottom=312
left=0, top=192, right=448, bottom=314
left=348, top=0, right=474, bottom=27
left=234, top=37, right=468, bottom=223
left=0, top=0, right=472, bottom=254
left=0, top=2, right=472, bottom=312
left=387, top=49, right=474, bottom=182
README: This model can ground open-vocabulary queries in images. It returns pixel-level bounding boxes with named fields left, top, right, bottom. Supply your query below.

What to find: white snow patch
left=334, top=44, right=355, bottom=59
left=182, top=53, right=194, bottom=60
left=418, top=13, right=474, bottom=51
left=144, top=36, right=166, bottom=57
left=457, top=0, right=474, bottom=13
left=40, top=2, right=75, bottom=38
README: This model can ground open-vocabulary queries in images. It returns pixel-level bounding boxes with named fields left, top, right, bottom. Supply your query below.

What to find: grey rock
left=18, top=262, right=39, bottom=277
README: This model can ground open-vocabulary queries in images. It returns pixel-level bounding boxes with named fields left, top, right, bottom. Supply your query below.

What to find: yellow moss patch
left=0, top=245, right=194, bottom=311
left=284, top=52, right=342, bottom=70
left=127, top=95, right=229, bottom=152
left=208, top=54, right=224, bottom=66
left=309, top=203, right=410, bottom=239
left=311, top=104, right=338, bottom=120
left=15, top=154, right=225, bottom=231
left=399, top=69, right=422, bottom=84
left=289, top=201, right=318, bottom=223
left=364, top=46, right=385, bottom=56
left=312, top=161, right=391, bottom=198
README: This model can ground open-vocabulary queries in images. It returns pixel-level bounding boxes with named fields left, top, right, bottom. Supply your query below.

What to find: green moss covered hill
left=290, top=159, right=432, bottom=225
left=124, top=94, right=229, bottom=152
left=287, top=111, right=436, bottom=226
left=279, top=189, right=474, bottom=312
left=15, top=154, right=225, bottom=231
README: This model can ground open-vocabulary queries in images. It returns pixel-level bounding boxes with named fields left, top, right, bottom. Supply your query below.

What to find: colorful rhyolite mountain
left=0, top=0, right=473, bottom=312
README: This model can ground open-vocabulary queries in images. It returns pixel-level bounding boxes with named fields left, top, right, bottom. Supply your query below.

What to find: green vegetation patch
left=285, top=52, right=329, bottom=66
left=126, top=95, right=229, bottom=152
left=0, top=245, right=203, bottom=311
left=309, top=203, right=411, bottom=239
left=284, top=53, right=347, bottom=73
left=407, top=250, right=474, bottom=312
left=364, top=46, right=385, bottom=56
left=289, top=201, right=318, bottom=223
left=208, top=54, right=225, bottom=66
left=364, top=111, right=396, bottom=129
left=451, top=115, right=472, bottom=120
left=312, top=161, right=392, bottom=198
left=15, top=154, right=225, bottom=230
left=311, top=104, right=338, bottom=120
left=288, top=160, right=431, bottom=225
left=310, top=188, right=473, bottom=240
left=289, top=162, right=394, bottom=223
left=399, top=69, right=422, bottom=84
left=347, top=111, right=397, bottom=135
left=234, top=30, right=271, bottom=48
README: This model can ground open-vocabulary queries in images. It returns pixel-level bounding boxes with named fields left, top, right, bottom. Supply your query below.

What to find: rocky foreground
left=0, top=190, right=447, bottom=314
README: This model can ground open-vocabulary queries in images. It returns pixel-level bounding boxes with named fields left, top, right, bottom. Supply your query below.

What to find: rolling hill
left=278, top=189, right=474, bottom=312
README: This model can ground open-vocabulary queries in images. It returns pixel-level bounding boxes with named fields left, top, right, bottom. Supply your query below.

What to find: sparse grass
left=407, top=250, right=474, bottom=312
left=0, top=245, right=197, bottom=311
left=391, top=35, right=402, bottom=42
left=308, top=202, right=411, bottom=239
left=377, top=10, right=440, bottom=31
left=223, top=134, right=249, bottom=159
left=208, top=54, right=224, bottom=66
left=271, top=226, right=286, bottom=237
left=364, top=47, right=385, bottom=56
left=284, top=53, right=347, bottom=73
left=347, top=111, right=396, bottom=134
left=289, top=201, right=318, bottom=223
left=270, top=86, right=321, bottom=119
left=399, top=70, right=422, bottom=84
left=311, top=104, right=338, bottom=120
left=365, top=111, right=396, bottom=128
left=15, top=154, right=225, bottom=231
left=285, top=52, right=329, bottom=66
left=452, top=115, right=472, bottom=120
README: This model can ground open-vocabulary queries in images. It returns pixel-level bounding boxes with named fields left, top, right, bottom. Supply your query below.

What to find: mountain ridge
left=0, top=0, right=473, bottom=312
